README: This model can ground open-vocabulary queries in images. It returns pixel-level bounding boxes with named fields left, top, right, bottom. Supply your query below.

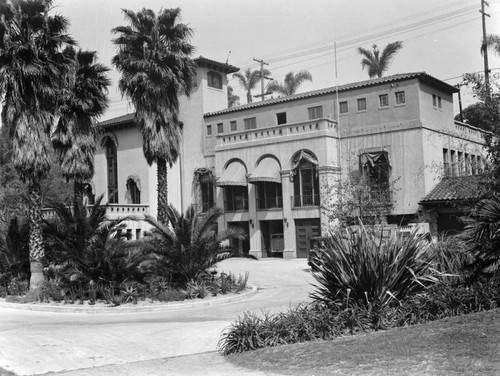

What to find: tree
left=52, top=48, right=110, bottom=209
left=0, top=0, right=75, bottom=289
left=233, top=68, right=270, bottom=104
left=112, top=7, right=196, bottom=225
left=357, top=42, right=403, bottom=79
left=455, top=101, right=500, bottom=132
left=481, top=34, right=500, bottom=58
left=266, top=70, right=312, bottom=97
left=227, top=85, right=240, bottom=107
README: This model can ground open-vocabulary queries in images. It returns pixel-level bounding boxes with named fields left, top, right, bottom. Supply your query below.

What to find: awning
left=359, top=149, right=390, bottom=168
left=217, top=161, right=247, bottom=186
left=249, top=158, right=281, bottom=184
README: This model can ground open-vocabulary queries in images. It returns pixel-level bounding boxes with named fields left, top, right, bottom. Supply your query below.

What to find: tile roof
left=195, top=56, right=239, bottom=74
left=204, top=72, right=459, bottom=117
left=419, top=175, right=488, bottom=205
left=99, top=113, right=135, bottom=128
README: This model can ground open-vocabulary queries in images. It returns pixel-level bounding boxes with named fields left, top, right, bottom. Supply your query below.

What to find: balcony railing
left=224, top=198, right=249, bottom=212
left=256, top=196, right=283, bottom=210
left=217, top=118, right=337, bottom=147
left=42, top=204, right=150, bottom=219
left=292, top=194, right=320, bottom=208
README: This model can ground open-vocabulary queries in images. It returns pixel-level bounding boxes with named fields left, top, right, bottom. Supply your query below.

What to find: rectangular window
left=438, top=96, right=442, bottom=108
left=230, top=120, right=237, bottom=132
left=357, top=98, right=367, bottom=111
left=443, top=148, right=450, bottom=177
left=379, top=94, right=389, bottom=107
left=276, top=112, right=287, bottom=125
left=308, top=106, right=323, bottom=119
left=200, top=180, right=214, bottom=212
left=206, top=124, right=212, bottom=136
left=339, top=101, right=348, bottom=114
left=244, top=117, right=257, bottom=130
left=395, top=91, right=405, bottom=105
left=433, top=94, right=442, bottom=108
left=224, top=186, right=249, bottom=211
left=257, top=183, right=283, bottom=210
left=217, top=123, right=224, bottom=134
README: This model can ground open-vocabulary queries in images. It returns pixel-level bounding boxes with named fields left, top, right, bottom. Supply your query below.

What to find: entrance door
left=295, top=219, right=321, bottom=258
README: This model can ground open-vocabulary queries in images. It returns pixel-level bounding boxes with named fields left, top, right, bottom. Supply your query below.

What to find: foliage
left=309, top=224, right=438, bottom=313
left=455, top=101, right=500, bottom=132
left=266, top=70, right=312, bottom=97
left=322, top=171, right=398, bottom=228
left=233, top=68, right=271, bottom=103
left=357, top=42, right=403, bottom=78
left=43, top=195, right=143, bottom=288
left=0, top=217, right=30, bottom=278
left=460, top=194, right=500, bottom=283
left=137, top=205, right=248, bottom=286
left=227, top=85, right=240, bottom=107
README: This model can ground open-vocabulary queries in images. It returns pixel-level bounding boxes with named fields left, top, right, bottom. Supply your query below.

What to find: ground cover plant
left=218, top=223, right=500, bottom=356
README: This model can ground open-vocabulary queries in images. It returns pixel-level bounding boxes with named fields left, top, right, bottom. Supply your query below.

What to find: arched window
left=104, top=138, right=118, bottom=204
left=207, top=71, right=223, bottom=89
left=291, top=151, right=319, bottom=207
left=126, top=178, right=141, bottom=204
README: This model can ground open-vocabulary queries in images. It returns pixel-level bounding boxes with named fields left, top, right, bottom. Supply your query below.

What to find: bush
left=310, top=224, right=438, bottom=316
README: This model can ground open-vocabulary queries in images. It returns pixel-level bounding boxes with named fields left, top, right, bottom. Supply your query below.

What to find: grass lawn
left=227, top=308, right=500, bottom=376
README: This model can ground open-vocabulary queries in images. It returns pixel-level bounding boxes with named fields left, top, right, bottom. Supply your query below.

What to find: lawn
left=227, top=308, right=500, bottom=376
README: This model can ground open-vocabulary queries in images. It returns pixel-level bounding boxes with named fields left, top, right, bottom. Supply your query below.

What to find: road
left=0, top=258, right=315, bottom=376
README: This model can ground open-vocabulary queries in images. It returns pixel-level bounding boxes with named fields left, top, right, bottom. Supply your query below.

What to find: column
left=247, top=183, right=262, bottom=258
left=281, top=170, right=296, bottom=259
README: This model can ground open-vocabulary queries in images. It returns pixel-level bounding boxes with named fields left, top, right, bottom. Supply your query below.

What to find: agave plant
left=461, top=194, right=500, bottom=283
left=310, top=224, right=438, bottom=310
left=43, top=195, right=142, bottom=287
left=138, top=205, right=247, bottom=286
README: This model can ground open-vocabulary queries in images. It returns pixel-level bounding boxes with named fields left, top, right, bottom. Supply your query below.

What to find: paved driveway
left=0, top=258, right=315, bottom=376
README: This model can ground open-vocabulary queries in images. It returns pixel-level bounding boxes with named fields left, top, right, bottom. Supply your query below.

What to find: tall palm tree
left=0, top=0, right=75, bottom=289
left=481, top=34, right=500, bottom=57
left=112, top=7, right=196, bottom=225
left=266, top=70, right=312, bottom=97
left=52, top=48, right=110, bottom=209
left=233, top=68, right=270, bottom=104
left=358, top=42, right=403, bottom=79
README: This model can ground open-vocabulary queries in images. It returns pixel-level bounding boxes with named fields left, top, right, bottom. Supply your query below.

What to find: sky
left=54, top=0, right=500, bottom=121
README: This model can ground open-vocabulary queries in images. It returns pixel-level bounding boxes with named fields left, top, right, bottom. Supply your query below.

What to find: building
left=91, top=56, right=487, bottom=258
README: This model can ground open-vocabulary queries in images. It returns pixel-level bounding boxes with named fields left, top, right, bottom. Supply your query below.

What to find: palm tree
left=112, top=7, right=196, bottom=225
left=358, top=42, right=403, bottom=79
left=227, top=85, right=240, bottom=107
left=0, top=0, right=75, bottom=289
left=233, top=68, right=270, bottom=104
left=52, top=48, right=110, bottom=209
left=266, top=70, right=312, bottom=97
left=138, top=205, right=247, bottom=285
left=481, top=34, right=500, bottom=57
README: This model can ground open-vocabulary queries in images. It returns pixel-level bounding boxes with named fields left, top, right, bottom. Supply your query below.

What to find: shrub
left=310, top=224, right=438, bottom=316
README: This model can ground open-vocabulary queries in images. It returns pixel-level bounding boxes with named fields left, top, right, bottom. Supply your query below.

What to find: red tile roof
left=205, top=72, right=459, bottom=117
left=419, top=175, right=488, bottom=205
left=99, top=113, right=135, bottom=128
left=195, top=56, right=239, bottom=74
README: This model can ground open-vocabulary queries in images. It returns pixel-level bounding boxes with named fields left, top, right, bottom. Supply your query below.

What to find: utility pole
left=480, top=0, right=490, bottom=100
left=253, top=58, right=272, bottom=101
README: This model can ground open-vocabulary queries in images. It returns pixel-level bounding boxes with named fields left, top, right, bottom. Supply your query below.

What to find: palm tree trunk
left=157, top=158, right=168, bottom=225
left=73, top=180, right=84, bottom=214
left=28, top=182, right=45, bottom=290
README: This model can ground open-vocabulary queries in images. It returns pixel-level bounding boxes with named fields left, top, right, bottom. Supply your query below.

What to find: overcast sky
left=55, top=0, right=500, bottom=120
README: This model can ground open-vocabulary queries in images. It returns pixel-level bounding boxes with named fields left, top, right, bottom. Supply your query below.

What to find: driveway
left=0, top=258, right=315, bottom=375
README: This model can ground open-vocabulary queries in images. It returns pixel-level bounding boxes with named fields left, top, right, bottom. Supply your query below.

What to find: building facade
left=92, top=57, right=487, bottom=258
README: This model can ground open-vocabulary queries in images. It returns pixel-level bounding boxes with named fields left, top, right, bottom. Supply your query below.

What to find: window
left=230, top=121, right=237, bottom=132
left=257, top=183, right=283, bottom=210
left=244, top=117, right=257, bottom=130
left=395, top=91, right=405, bottom=105
left=360, top=151, right=391, bottom=202
left=308, top=106, right=323, bottom=119
left=357, top=98, right=367, bottom=111
left=206, top=124, right=212, bottom=136
left=207, top=71, right=222, bottom=89
left=291, top=151, right=320, bottom=207
left=105, top=138, right=118, bottom=204
left=83, top=183, right=95, bottom=205
left=126, top=178, right=140, bottom=204
left=443, top=148, right=451, bottom=177
left=217, top=123, right=224, bottom=134
left=379, top=94, right=389, bottom=107
left=432, top=94, right=442, bottom=108
left=224, top=186, right=249, bottom=211
left=339, top=101, right=348, bottom=114
left=199, top=173, right=214, bottom=212
left=276, top=112, right=287, bottom=125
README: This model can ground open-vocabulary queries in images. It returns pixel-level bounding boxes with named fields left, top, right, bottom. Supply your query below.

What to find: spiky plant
left=310, top=223, right=438, bottom=311
left=138, top=205, right=247, bottom=285
left=266, top=70, right=312, bottom=97
left=0, top=0, right=75, bottom=289
left=112, top=7, right=196, bottom=225
left=357, top=42, right=403, bottom=78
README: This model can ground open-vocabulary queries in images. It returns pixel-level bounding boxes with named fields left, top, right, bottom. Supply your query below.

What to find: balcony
left=216, top=118, right=337, bottom=148
left=42, top=204, right=150, bottom=220
left=292, top=194, right=320, bottom=208
left=256, top=196, right=283, bottom=210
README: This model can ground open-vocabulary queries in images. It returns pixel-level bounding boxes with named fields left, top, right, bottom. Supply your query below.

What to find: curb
left=0, top=285, right=258, bottom=314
